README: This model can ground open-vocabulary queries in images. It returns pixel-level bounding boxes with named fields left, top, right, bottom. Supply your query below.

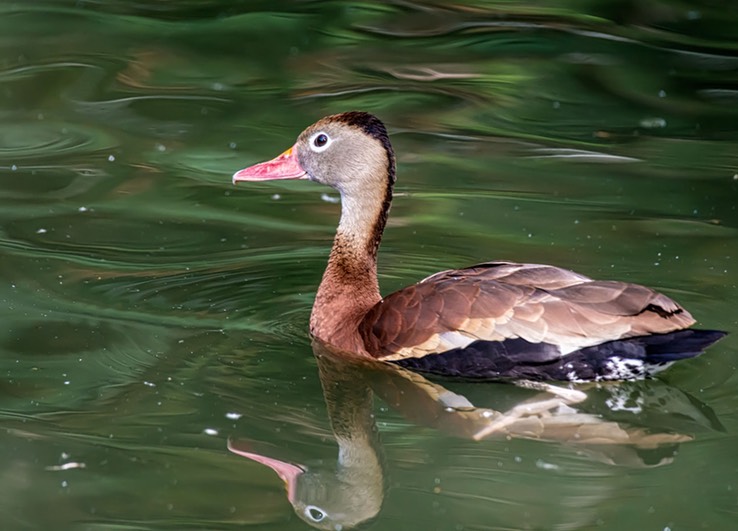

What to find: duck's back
left=359, top=262, right=723, bottom=381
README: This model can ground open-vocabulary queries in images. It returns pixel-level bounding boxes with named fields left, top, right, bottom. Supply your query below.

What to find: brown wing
left=359, top=262, right=695, bottom=360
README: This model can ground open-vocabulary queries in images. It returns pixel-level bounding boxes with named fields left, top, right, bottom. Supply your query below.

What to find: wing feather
left=359, top=262, right=695, bottom=360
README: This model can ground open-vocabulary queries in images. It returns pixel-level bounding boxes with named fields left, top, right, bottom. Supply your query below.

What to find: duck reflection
left=229, top=339, right=722, bottom=530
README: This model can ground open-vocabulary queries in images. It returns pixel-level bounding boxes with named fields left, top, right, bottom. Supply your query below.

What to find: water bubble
left=535, top=459, right=560, bottom=471
left=640, top=117, right=667, bottom=129
left=320, top=193, right=340, bottom=204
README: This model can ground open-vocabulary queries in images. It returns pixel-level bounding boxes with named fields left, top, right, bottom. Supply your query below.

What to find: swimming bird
left=232, top=111, right=724, bottom=381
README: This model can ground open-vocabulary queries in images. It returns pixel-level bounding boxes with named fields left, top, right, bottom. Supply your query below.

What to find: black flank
left=392, top=330, right=726, bottom=381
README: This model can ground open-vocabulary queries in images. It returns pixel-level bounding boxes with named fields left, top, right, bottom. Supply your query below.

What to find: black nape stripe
left=335, top=111, right=389, bottom=144
left=334, top=111, right=396, bottom=258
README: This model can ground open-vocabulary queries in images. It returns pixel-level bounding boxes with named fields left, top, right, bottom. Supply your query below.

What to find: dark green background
left=0, top=1, right=736, bottom=529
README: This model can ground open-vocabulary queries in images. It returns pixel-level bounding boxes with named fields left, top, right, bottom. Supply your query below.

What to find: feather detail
left=360, top=262, right=696, bottom=360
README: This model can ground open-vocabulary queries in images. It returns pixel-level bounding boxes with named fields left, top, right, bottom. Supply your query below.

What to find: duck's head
left=232, top=111, right=396, bottom=198
left=228, top=438, right=383, bottom=530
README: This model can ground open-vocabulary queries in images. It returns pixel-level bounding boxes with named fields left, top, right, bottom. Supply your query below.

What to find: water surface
left=1, top=2, right=737, bottom=530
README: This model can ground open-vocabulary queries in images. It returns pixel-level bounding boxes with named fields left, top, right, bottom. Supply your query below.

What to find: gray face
left=291, top=469, right=382, bottom=530
left=294, top=121, right=389, bottom=196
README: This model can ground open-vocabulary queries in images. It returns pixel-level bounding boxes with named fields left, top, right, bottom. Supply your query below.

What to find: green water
left=1, top=1, right=737, bottom=529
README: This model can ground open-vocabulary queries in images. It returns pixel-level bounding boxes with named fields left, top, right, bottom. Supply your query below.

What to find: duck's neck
left=310, top=182, right=392, bottom=354
left=315, top=345, right=385, bottom=523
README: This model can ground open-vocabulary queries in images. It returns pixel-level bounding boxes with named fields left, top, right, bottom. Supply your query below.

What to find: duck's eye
left=305, top=505, right=326, bottom=522
left=309, top=132, right=332, bottom=152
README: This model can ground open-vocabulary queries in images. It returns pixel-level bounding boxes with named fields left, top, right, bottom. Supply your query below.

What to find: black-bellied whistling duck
left=232, top=111, right=725, bottom=381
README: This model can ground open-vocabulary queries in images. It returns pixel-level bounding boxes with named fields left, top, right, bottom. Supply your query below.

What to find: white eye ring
left=305, top=505, right=326, bottom=522
left=309, top=131, right=332, bottom=153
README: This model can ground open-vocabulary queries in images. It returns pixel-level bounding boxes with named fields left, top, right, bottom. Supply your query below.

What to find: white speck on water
left=658, top=89, right=667, bottom=98
left=107, top=154, right=115, bottom=162
left=155, top=143, right=166, bottom=152
left=46, top=462, right=86, bottom=471
left=212, top=82, right=224, bottom=91
left=78, top=206, right=88, bottom=212
left=271, top=194, right=281, bottom=200
left=321, top=193, right=340, bottom=204
left=229, top=142, right=237, bottom=149
left=37, top=228, right=47, bottom=234
left=535, top=459, right=560, bottom=471
left=61, top=480, right=68, bottom=488
left=11, top=164, right=17, bottom=171
left=143, top=381, right=156, bottom=388
left=225, top=412, right=242, bottom=420
left=203, top=428, right=218, bottom=436
left=640, top=117, right=667, bottom=128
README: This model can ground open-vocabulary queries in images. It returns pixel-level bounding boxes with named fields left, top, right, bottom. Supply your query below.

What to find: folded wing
left=359, top=262, right=695, bottom=361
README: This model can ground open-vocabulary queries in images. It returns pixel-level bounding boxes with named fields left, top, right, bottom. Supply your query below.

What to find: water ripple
left=0, top=122, right=117, bottom=162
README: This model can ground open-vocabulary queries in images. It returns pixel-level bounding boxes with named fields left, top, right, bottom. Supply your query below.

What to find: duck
left=232, top=111, right=725, bottom=381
